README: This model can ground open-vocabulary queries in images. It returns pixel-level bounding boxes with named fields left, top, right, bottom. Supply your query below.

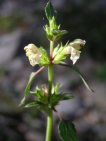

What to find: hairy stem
left=48, top=64, right=53, bottom=99
left=50, top=41, right=54, bottom=58
left=45, top=41, right=54, bottom=141
left=45, top=110, right=53, bottom=141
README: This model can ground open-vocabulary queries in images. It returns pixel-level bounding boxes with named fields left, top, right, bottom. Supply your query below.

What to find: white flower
left=70, top=47, right=81, bottom=64
left=64, top=39, right=86, bottom=64
left=24, top=44, right=42, bottom=66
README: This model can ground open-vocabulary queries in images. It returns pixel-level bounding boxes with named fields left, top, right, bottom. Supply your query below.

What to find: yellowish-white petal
left=69, top=39, right=86, bottom=50
left=24, top=44, right=42, bottom=66
left=70, top=47, right=81, bottom=64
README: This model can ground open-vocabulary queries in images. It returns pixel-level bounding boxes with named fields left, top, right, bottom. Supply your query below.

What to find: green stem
left=48, top=64, right=53, bottom=98
left=50, top=40, right=54, bottom=57
left=45, top=110, right=53, bottom=141
left=48, top=40, right=54, bottom=100
left=45, top=41, right=54, bottom=141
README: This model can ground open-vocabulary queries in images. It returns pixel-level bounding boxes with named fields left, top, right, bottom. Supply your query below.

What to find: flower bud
left=24, top=44, right=42, bottom=66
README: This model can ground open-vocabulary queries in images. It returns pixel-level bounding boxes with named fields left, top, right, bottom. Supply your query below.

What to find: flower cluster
left=24, top=39, right=86, bottom=66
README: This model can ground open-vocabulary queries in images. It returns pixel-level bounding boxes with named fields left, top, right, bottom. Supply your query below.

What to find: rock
left=0, top=29, right=22, bottom=65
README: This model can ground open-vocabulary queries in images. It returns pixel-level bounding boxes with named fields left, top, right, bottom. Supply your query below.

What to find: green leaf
left=24, top=101, right=39, bottom=108
left=50, top=94, right=74, bottom=106
left=25, top=101, right=49, bottom=112
left=45, top=1, right=55, bottom=20
left=24, top=101, right=43, bottom=108
left=52, top=29, right=68, bottom=40
left=24, top=72, right=36, bottom=96
left=59, top=120, right=79, bottom=141
left=60, top=64, right=94, bottom=92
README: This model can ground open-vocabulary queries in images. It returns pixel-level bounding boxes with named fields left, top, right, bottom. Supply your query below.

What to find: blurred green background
left=0, top=0, right=106, bottom=141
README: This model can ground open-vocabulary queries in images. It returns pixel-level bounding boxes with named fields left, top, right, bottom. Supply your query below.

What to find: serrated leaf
left=61, top=94, right=74, bottom=100
left=52, top=29, right=68, bottom=41
left=25, top=101, right=49, bottom=112
left=53, top=29, right=68, bottom=36
left=24, top=72, right=36, bottom=96
left=45, top=1, right=55, bottom=20
left=60, top=64, right=94, bottom=92
left=24, top=101, right=39, bottom=108
left=50, top=94, right=74, bottom=106
left=59, top=120, right=79, bottom=141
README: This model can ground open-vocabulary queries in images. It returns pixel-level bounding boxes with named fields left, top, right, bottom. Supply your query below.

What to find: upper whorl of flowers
left=24, top=44, right=42, bottom=66
left=24, top=39, right=86, bottom=66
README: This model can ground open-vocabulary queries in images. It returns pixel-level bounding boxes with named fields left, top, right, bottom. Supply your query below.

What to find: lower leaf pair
left=59, top=120, right=79, bottom=141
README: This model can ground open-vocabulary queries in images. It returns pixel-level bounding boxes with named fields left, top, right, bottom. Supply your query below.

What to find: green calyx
left=39, top=47, right=50, bottom=66
left=53, top=43, right=68, bottom=64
